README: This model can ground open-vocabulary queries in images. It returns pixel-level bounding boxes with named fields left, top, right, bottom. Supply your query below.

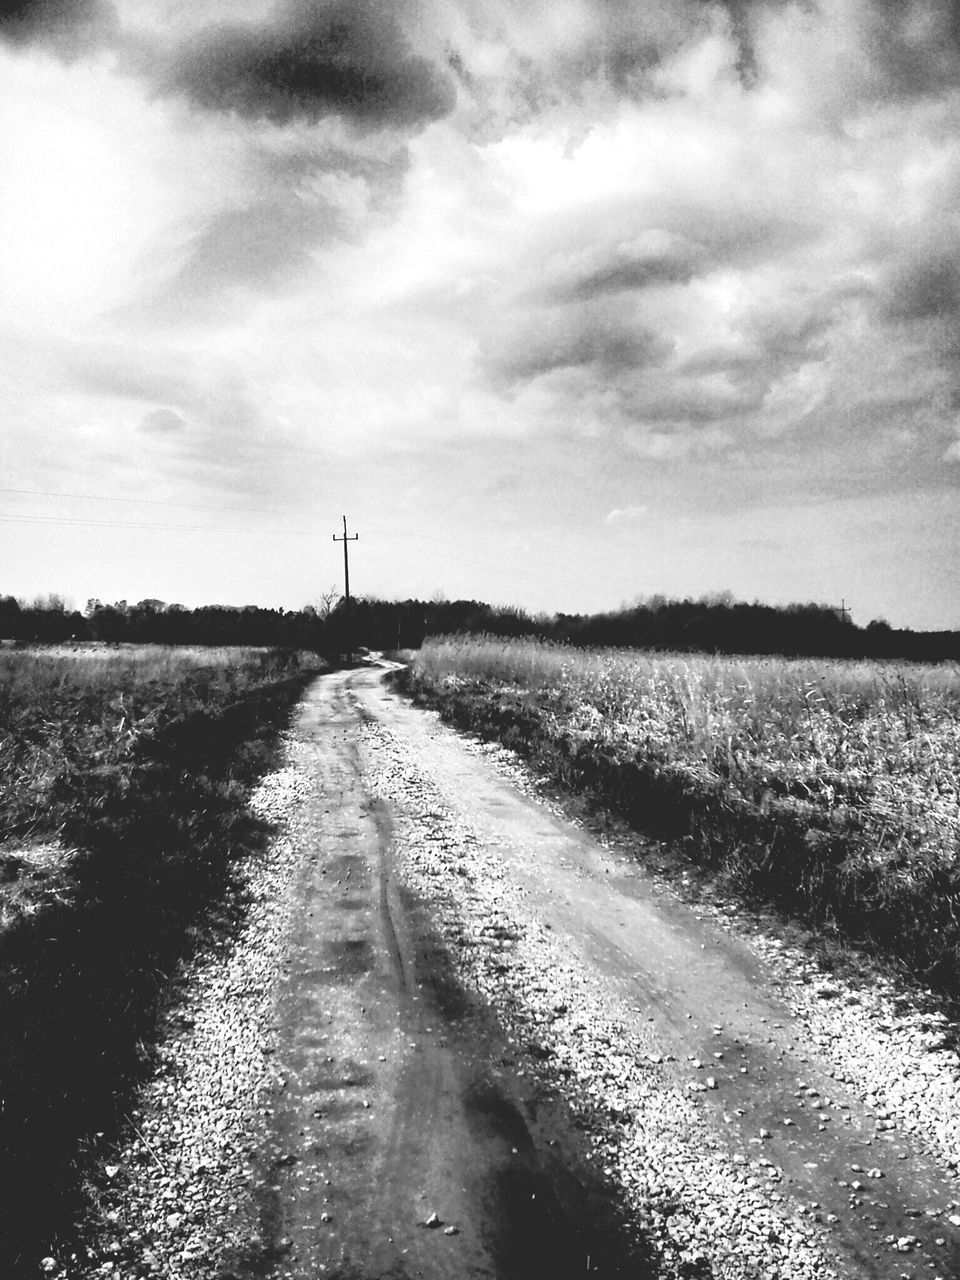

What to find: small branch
left=124, top=1114, right=166, bottom=1174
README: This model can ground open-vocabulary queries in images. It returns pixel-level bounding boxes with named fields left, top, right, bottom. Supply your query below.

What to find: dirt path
left=235, top=663, right=960, bottom=1280
left=230, top=663, right=644, bottom=1280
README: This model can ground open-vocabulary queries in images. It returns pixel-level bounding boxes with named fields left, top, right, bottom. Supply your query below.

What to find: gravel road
left=64, top=661, right=960, bottom=1280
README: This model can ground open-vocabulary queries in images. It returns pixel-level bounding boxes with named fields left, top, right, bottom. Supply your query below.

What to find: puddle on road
left=322, top=938, right=375, bottom=975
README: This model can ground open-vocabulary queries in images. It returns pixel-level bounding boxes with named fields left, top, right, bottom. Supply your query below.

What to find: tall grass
left=0, top=645, right=319, bottom=1271
left=0, top=646, right=300, bottom=851
left=410, top=636, right=960, bottom=988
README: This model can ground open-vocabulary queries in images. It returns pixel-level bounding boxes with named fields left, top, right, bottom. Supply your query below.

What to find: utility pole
left=333, top=516, right=359, bottom=662
left=839, top=597, right=851, bottom=625
left=333, top=515, right=358, bottom=605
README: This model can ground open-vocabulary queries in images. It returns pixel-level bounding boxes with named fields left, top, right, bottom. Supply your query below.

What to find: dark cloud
left=619, top=377, right=767, bottom=425
left=479, top=304, right=673, bottom=389
left=862, top=0, right=960, bottom=99
left=703, top=0, right=763, bottom=84
left=881, top=252, right=960, bottom=323
left=703, top=0, right=960, bottom=99
left=536, top=235, right=704, bottom=304
left=575, top=0, right=781, bottom=96
left=158, top=0, right=456, bottom=130
left=0, top=0, right=117, bottom=57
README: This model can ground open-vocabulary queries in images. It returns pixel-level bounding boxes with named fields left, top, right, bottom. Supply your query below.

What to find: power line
left=0, top=485, right=323, bottom=517
left=0, top=499, right=638, bottom=602
left=0, top=491, right=629, bottom=593
left=0, top=512, right=319, bottom=537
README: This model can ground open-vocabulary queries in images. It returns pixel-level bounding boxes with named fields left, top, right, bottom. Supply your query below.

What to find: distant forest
left=1, top=591, right=958, bottom=663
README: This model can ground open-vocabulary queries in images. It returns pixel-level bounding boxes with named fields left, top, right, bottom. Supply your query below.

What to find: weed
left=408, top=636, right=960, bottom=992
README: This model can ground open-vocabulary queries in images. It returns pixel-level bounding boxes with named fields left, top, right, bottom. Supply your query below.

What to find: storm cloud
left=0, top=0, right=116, bottom=57
left=157, top=0, right=456, bottom=130
left=2, top=0, right=960, bottom=626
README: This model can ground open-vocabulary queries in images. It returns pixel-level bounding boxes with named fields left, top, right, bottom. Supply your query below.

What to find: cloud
left=439, top=0, right=731, bottom=134
left=180, top=200, right=328, bottom=289
left=0, top=0, right=117, bottom=58
left=712, top=0, right=763, bottom=83
left=257, top=141, right=410, bottom=213
left=751, top=0, right=960, bottom=126
left=156, top=0, right=456, bottom=131
left=605, top=504, right=647, bottom=523
left=880, top=249, right=960, bottom=323
left=859, top=0, right=960, bottom=101
left=478, top=301, right=674, bottom=389
left=65, top=343, right=201, bottom=407
left=535, top=231, right=705, bottom=303
left=132, top=195, right=341, bottom=323
left=140, top=407, right=186, bottom=434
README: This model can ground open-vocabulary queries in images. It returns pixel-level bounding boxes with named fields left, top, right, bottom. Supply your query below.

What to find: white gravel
left=750, top=933, right=960, bottom=1170
left=58, top=743, right=313, bottom=1280
left=361, top=715, right=842, bottom=1280
left=458, top=716, right=960, bottom=1185
left=55, top=681, right=960, bottom=1280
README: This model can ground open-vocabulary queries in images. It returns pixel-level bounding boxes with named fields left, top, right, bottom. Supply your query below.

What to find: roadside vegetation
left=407, top=636, right=960, bottom=993
left=0, top=645, right=321, bottom=1273
left=4, top=587, right=959, bottom=663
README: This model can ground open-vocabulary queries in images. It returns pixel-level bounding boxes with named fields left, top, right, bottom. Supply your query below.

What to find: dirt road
left=207, top=659, right=960, bottom=1280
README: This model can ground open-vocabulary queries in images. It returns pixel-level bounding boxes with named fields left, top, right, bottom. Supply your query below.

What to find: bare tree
left=305, top=587, right=341, bottom=620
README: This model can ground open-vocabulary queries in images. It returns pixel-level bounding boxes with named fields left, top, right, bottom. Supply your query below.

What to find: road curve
left=239, top=662, right=960, bottom=1279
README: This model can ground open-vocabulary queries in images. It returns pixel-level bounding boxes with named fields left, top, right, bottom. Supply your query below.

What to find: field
left=0, top=645, right=301, bottom=889
left=408, top=636, right=960, bottom=989
left=0, top=643, right=321, bottom=1270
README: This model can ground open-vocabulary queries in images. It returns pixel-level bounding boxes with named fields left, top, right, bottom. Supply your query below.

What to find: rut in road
left=241, top=663, right=960, bottom=1280
left=232, top=666, right=646, bottom=1280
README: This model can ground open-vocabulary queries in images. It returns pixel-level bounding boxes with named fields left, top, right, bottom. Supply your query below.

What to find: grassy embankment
left=407, top=636, right=960, bottom=991
left=0, top=644, right=321, bottom=1272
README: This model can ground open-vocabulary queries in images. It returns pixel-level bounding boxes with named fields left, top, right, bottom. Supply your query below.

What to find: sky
left=1, top=0, right=959, bottom=630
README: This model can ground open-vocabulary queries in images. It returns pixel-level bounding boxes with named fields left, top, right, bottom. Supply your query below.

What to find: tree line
left=1, top=592, right=957, bottom=663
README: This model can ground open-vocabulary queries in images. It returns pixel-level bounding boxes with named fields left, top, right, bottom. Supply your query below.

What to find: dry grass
left=410, top=636, right=960, bottom=987
left=0, top=644, right=320, bottom=1269
left=0, top=645, right=310, bottom=856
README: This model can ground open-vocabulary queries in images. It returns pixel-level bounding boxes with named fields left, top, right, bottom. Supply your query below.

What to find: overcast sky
left=2, top=0, right=959, bottom=628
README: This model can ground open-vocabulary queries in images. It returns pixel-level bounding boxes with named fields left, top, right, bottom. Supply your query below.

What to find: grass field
left=0, top=643, right=321, bottom=1271
left=0, top=644, right=297, bottom=884
left=409, top=636, right=960, bottom=990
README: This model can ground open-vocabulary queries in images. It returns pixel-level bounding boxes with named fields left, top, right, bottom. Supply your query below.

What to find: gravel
left=57, top=746, right=312, bottom=1280
left=360, top=714, right=840, bottom=1280
left=749, top=932, right=960, bottom=1170
left=455, top=717, right=960, bottom=1180
left=52, top=679, right=960, bottom=1280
